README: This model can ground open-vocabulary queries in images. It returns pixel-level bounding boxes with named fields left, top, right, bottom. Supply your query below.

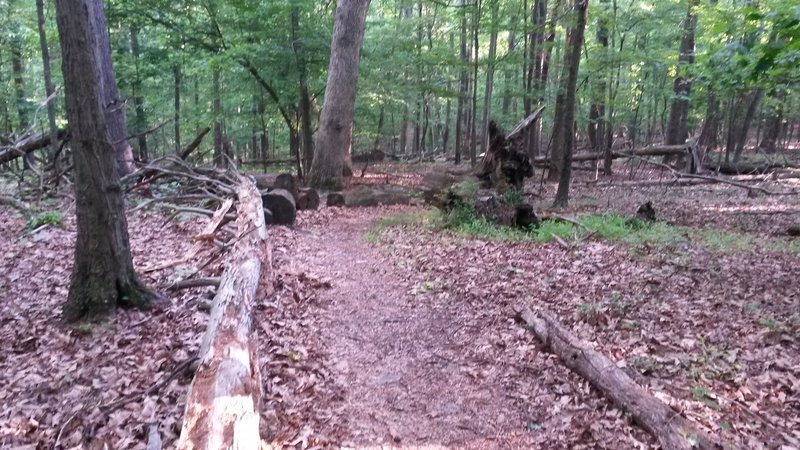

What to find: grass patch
left=366, top=206, right=797, bottom=255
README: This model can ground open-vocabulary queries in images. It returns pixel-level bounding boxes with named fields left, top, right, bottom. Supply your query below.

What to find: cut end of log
left=327, top=192, right=346, bottom=207
left=262, top=188, right=296, bottom=226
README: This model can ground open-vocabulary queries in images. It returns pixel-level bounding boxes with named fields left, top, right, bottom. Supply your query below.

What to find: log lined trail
left=265, top=206, right=650, bottom=448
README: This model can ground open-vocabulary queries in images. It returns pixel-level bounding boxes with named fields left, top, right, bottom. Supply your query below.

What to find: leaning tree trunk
left=308, top=0, right=372, bottom=190
left=552, top=0, right=589, bottom=207
left=55, top=0, right=155, bottom=322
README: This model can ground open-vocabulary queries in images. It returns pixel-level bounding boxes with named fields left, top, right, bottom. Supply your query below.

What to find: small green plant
left=690, top=385, right=720, bottom=409
left=25, top=210, right=64, bottom=230
left=758, top=316, right=785, bottom=332
left=610, top=291, right=627, bottom=314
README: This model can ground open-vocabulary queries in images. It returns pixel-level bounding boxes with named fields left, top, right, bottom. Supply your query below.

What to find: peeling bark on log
left=517, top=308, right=725, bottom=450
left=0, top=129, right=68, bottom=164
left=176, top=175, right=269, bottom=450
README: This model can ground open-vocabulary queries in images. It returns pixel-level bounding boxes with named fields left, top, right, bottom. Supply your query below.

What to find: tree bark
left=36, top=0, right=60, bottom=167
left=292, top=7, right=315, bottom=174
left=479, top=0, right=499, bottom=157
left=213, top=69, right=224, bottom=167
left=88, top=0, right=134, bottom=175
left=55, top=0, right=155, bottom=322
left=759, top=90, right=784, bottom=153
left=308, top=0, right=371, bottom=190
left=552, top=0, right=589, bottom=207
left=174, top=64, right=182, bottom=154
left=176, top=176, right=268, bottom=450
left=130, top=27, right=149, bottom=162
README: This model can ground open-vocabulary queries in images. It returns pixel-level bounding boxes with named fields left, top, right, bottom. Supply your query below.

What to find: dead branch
left=517, top=308, right=727, bottom=450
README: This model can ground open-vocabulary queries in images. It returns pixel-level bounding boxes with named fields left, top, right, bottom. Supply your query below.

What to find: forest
left=0, top=0, right=798, bottom=448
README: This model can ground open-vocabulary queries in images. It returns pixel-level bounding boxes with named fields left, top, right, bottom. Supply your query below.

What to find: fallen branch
left=165, top=277, right=221, bottom=291
left=176, top=174, right=269, bottom=450
left=0, top=128, right=68, bottom=164
left=516, top=308, right=726, bottom=450
left=0, top=195, right=30, bottom=212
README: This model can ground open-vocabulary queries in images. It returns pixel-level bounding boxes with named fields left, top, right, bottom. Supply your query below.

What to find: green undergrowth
left=365, top=206, right=800, bottom=254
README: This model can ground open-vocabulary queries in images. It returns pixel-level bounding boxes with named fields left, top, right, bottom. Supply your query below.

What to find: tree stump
left=262, top=188, right=296, bottom=225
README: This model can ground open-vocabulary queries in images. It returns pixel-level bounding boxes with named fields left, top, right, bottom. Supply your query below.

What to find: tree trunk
left=696, top=90, right=718, bottom=155
left=480, top=0, right=499, bottom=157
left=455, top=0, right=469, bottom=165
left=552, top=0, right=589, bottom=207
left=308, top=0, right=371, bottom=190
left=292, top=7, right=315, bottom=174
left=758, top=90, right=784, bottom=153
left=213, top=69, right=224, bottom=167
left=665, top=0, right=698, bottom=146
left=11, top=46, right=29, bottom=131
left=87, top=0, right=134, bottom=175
left=589, top=0, right=609, bottom=174
left=130, top=27, right=149, bottom=162
left=36, top=0, right=60, bottom=168
left=733, top=89, right=763, bottom=163
left=502, top=22, right=516, bottom=117
left=55, top=0, right=155, bottom=322
left=470, top=0, right=481, bottom=165
left=174, top=64, right=182, bottom=153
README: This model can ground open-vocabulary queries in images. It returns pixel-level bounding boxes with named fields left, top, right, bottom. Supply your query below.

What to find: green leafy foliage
left=25, top=210, right=64, bottom=230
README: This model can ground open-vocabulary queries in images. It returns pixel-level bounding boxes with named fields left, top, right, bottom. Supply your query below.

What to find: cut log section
left=262, top=188, right=296, bottom=225
left=517, top=308, right=725, bottom=450
left=296, top=187, right=320, bottom=211
left=176, top=174, right=269, bottom=450
left=327, top=192, right=345, bottom=207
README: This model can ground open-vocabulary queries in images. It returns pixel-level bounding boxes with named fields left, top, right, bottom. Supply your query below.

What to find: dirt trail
left=268, top=207, right=649, bottom=449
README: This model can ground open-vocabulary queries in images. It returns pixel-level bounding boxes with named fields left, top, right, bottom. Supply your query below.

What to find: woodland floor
left=1, top=162, right=799, bottom=449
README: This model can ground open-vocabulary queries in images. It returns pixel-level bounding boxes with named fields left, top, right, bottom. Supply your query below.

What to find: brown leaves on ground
left=0, top=204, right=210, bottom=448
left=1, top=164, right=797, bottom=449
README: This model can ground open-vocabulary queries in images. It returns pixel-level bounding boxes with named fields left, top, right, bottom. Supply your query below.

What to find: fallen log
left=176, top=174, right=268, bottom=450
left=179, top=127, right=211, bottom=160
left=344, top=184, right=412, bottom=207
left=517, top=308, right=724, bottom=450
left=0, top=129, right=68, bottom=164
left=533, top=145, right=691, bottom=167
